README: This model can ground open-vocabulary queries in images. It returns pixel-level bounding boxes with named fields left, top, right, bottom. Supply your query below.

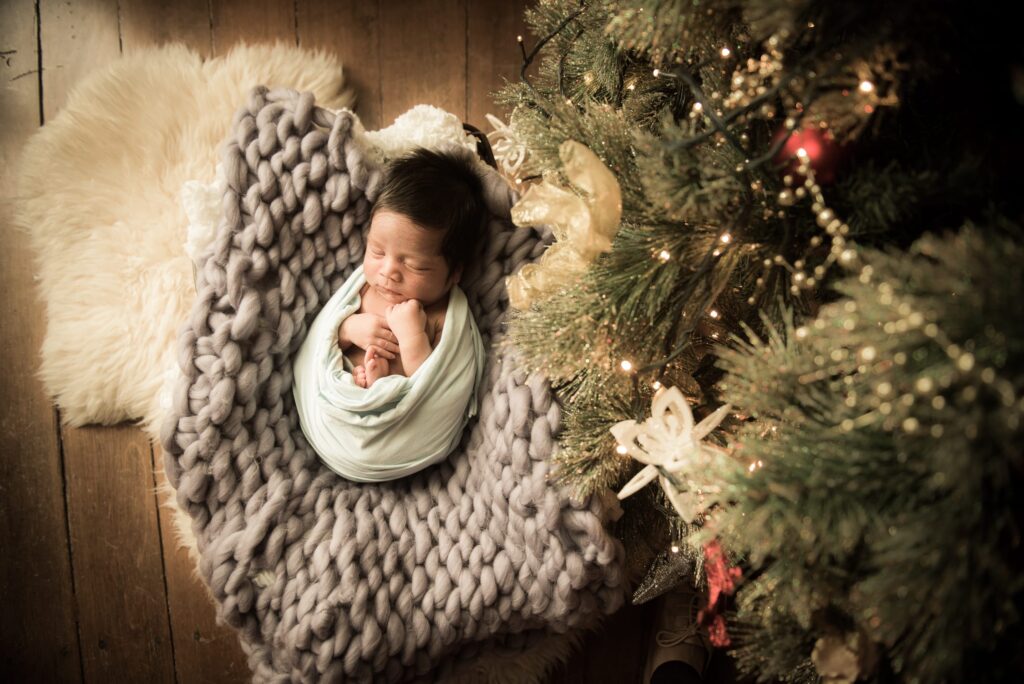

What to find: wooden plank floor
left=0, top=1, right=716, bottom=681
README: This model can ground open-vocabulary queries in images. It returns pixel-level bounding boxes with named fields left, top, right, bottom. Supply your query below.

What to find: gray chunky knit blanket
left=160, top=86, right=627, bottom=682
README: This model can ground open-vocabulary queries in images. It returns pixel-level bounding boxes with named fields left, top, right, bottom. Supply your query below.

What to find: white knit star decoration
left=612, top=386, right=731, bottom=522
left=484, top=113, right=529, bottom=180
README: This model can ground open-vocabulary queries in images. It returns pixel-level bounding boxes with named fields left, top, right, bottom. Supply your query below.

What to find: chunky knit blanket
left=160, top=86, right=627, bottom=682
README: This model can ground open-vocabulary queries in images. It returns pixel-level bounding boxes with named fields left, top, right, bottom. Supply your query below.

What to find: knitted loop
left=161, top=86, right=626, bottom=682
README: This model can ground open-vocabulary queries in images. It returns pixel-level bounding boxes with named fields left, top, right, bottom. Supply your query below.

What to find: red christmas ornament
left=698, top=539, right=742, bottom=647
left=772, top=124, right=844, bottom=185
left=706, top=614, right=732, bottom=648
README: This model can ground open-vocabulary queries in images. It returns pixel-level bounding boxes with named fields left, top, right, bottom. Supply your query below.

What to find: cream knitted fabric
left=160, top=86, right=627, bottom=682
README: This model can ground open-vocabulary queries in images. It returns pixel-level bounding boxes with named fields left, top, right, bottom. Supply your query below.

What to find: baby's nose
left=380, top=258, right=401, bottom=280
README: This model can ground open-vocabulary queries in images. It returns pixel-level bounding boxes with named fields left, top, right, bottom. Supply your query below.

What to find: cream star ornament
left=612, top=386, right=731, bottom=522
left=484, top=113, right=528, bottom=180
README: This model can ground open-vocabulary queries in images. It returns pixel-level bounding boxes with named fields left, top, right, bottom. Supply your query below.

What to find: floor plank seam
left=115, top=1, right=123, bottom=56
left=149, top=443, right=180, bottom=684
left=55, top=413, right=86, bottom=683
left=33, top=0, right=43, bottom=126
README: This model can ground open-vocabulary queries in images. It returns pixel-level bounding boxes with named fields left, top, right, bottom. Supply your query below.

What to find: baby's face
left=363, top=210, right=459, bottom=306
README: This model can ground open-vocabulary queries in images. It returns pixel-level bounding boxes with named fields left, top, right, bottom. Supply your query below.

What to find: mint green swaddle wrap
left=292, top=265, right=486, bottom=482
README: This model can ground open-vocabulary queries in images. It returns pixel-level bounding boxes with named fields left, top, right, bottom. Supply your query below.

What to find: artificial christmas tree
left=489, top=0, right=1024, bottom=680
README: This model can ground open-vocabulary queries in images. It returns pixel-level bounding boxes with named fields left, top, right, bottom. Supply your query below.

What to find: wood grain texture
left=120, top=0, right=213, bottom=58
left=466, top=0, right=535, bottom=129
left=379, top=0, right=467, bottom=125
left=0, top=3, right=81, bottom=680
left=211, top=0, right=296, bottom=55
left=298, top=0, right=382, bottom=130
left=39, top=0, right=121, bottom=123
left=60, top=425, right=175, bottom=683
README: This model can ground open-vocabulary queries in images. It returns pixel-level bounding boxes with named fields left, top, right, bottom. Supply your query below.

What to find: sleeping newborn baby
left=340, top=205, right=454, bottom=389
left=292, top=147, right=488, bottom=482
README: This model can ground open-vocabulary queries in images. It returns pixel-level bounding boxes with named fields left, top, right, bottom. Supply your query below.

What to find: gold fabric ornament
left=506, top=140, right=622, bottom=309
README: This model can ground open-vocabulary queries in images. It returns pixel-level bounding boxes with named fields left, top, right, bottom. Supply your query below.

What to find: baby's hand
left=338, top=313, right=398, bottom=359
left=386, top=300, right=428, bottom=342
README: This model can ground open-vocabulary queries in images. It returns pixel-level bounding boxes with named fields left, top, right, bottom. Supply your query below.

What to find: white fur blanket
left=13, top=42, right=355, bottom=438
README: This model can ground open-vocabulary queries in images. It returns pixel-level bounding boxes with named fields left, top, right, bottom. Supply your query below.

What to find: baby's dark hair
left=370, top=148, right=487, bottom=275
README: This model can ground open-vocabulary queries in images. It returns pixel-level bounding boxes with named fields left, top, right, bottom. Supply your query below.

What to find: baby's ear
left=449, top=264, right=463, bottom=285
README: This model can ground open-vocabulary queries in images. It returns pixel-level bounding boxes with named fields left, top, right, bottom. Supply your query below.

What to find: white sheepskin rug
left=13, top=41, right=355, bottom=437
left=12, top=41, right=587, bottom=682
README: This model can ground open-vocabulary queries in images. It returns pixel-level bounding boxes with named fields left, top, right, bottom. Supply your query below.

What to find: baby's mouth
left=376, top=284, right=402, bottom=299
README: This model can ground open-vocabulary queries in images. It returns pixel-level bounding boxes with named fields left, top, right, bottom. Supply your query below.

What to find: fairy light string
left=505, top=15, right=1001, bottom=525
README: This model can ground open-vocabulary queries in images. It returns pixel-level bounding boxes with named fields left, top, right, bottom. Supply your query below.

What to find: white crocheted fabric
left=160, top=86, right=627, bottom=682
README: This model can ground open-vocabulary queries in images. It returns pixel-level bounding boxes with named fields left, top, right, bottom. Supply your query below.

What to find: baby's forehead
left=368, top=211, right=445, bottom=255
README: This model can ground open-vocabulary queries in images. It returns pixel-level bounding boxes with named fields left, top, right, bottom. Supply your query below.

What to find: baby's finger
left=375, top=340, right=397, bottom=359
left=373, top=323, right=397, bottom=343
